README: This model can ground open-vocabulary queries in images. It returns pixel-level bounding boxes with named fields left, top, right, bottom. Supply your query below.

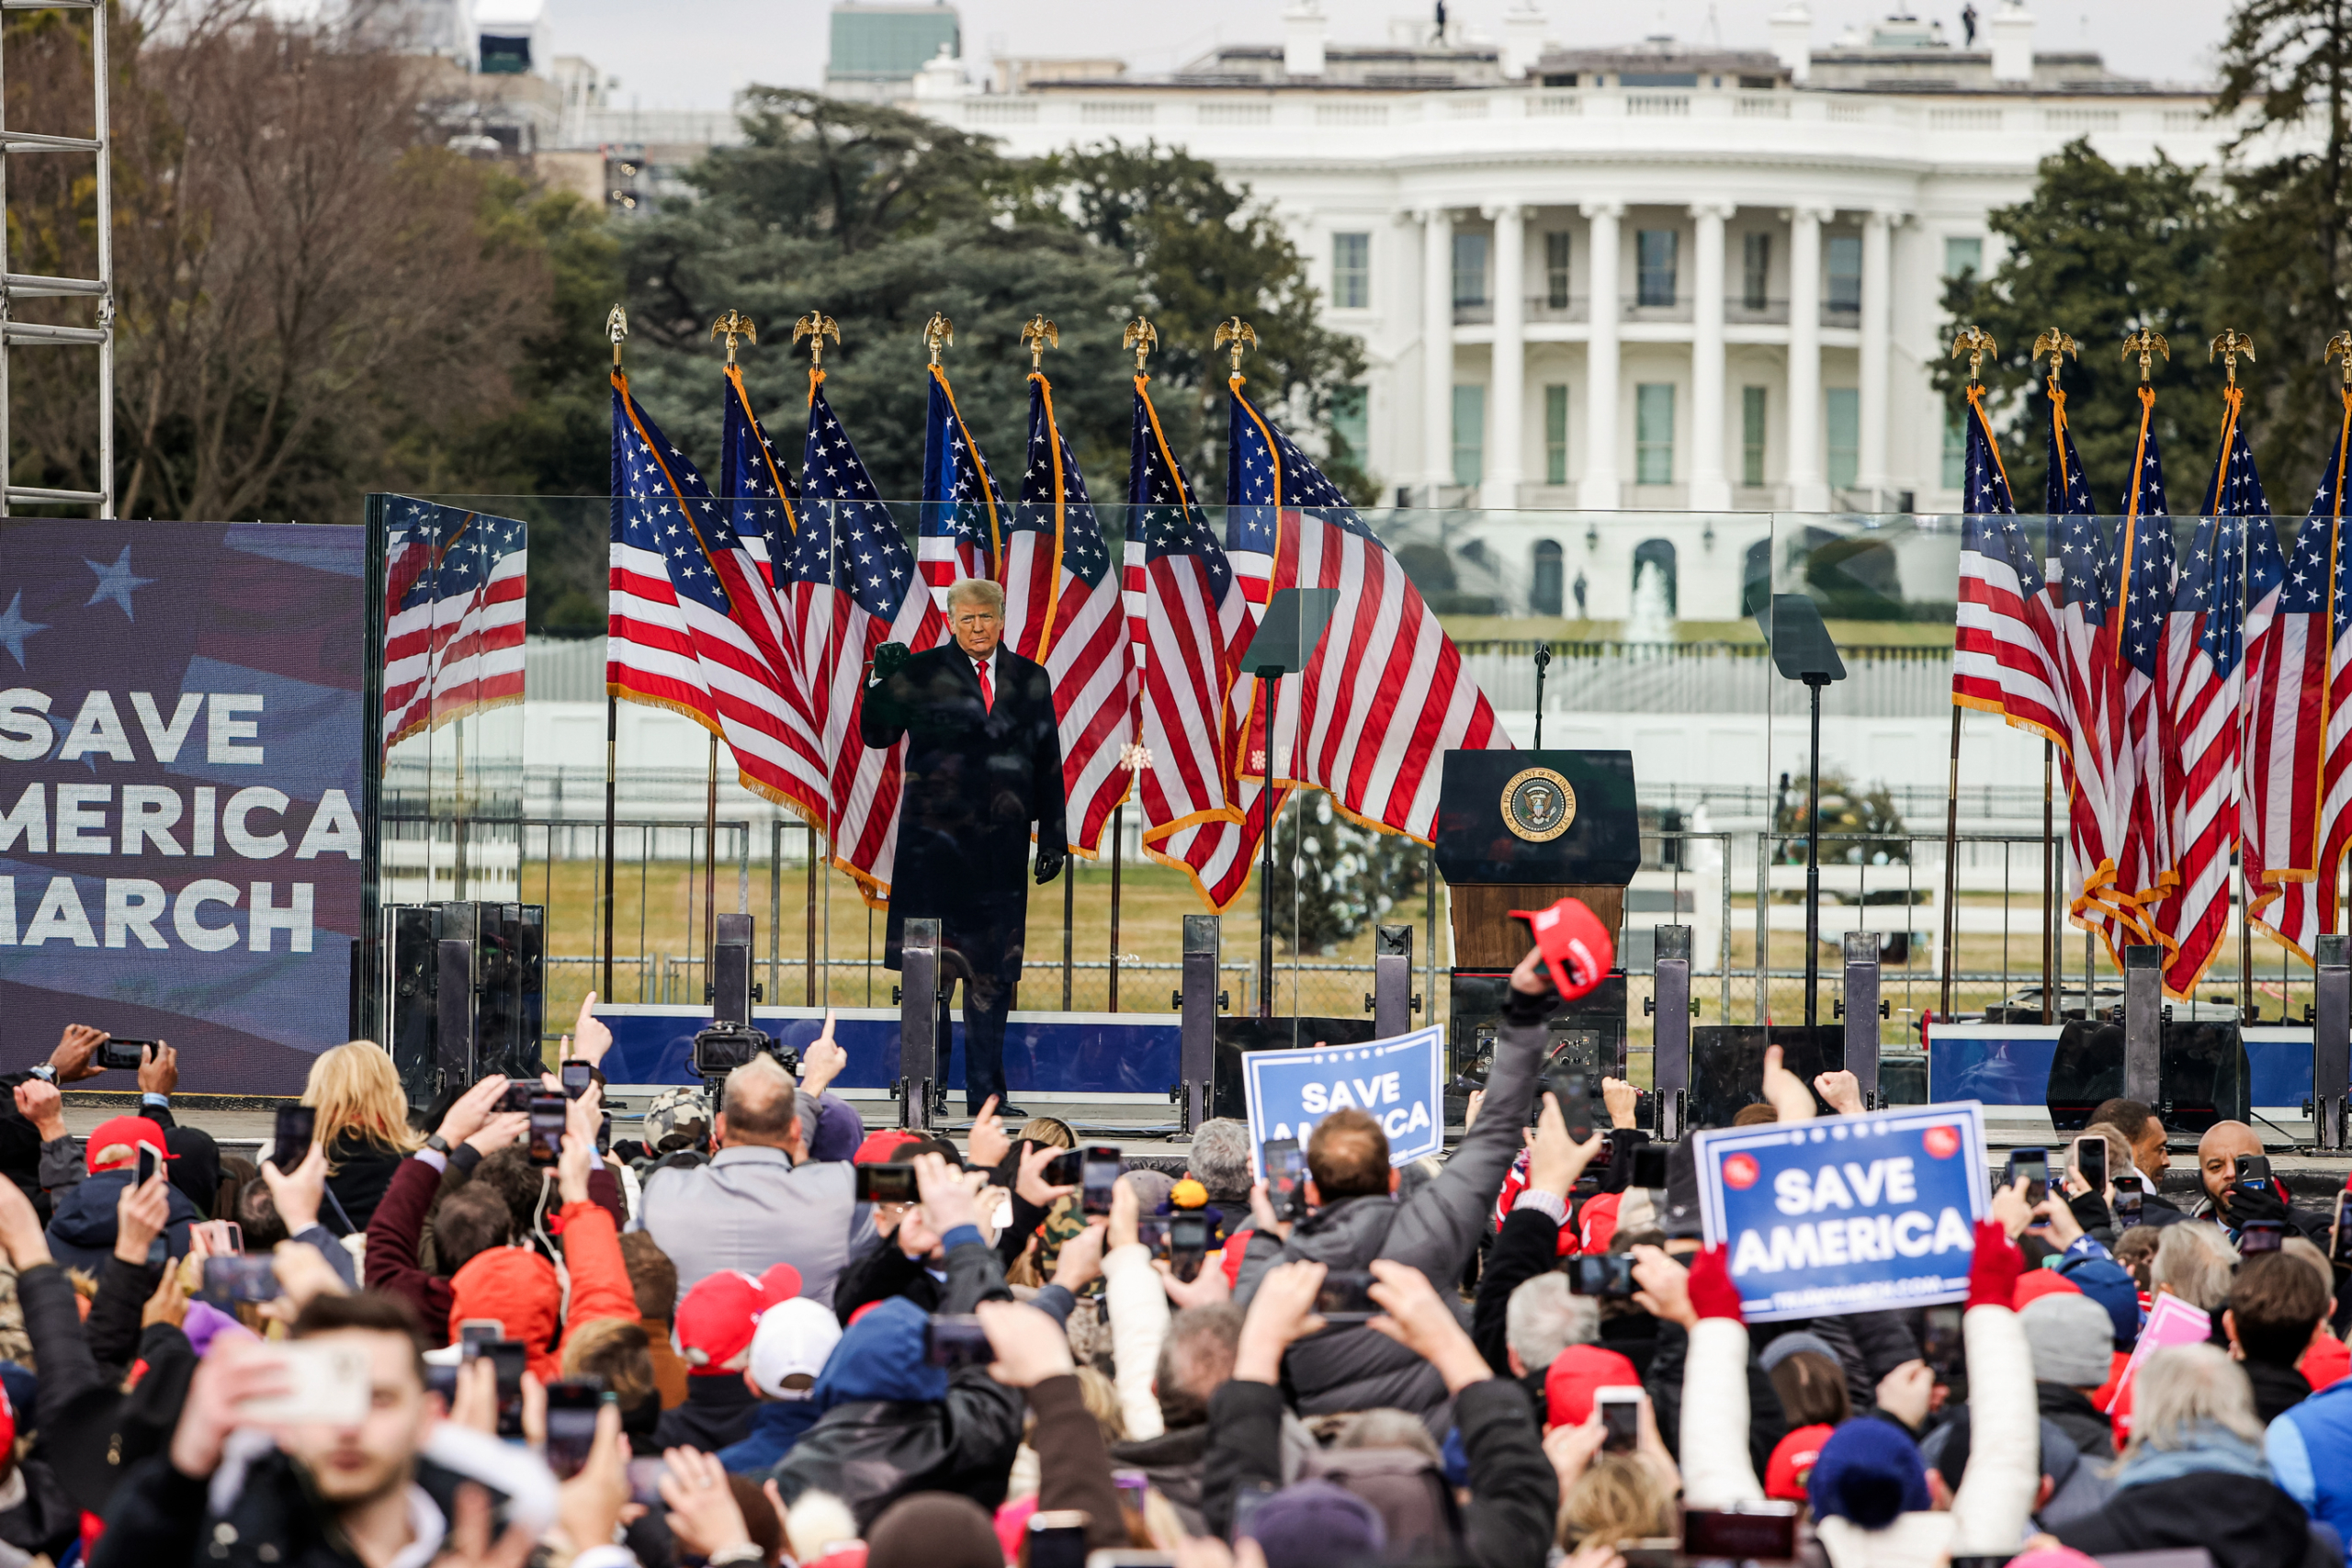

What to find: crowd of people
left=0, top=953, right=2346, bottom=1568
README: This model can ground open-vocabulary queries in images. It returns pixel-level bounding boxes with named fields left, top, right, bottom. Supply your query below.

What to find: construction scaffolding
left=0, top=0, right=113, bottom=516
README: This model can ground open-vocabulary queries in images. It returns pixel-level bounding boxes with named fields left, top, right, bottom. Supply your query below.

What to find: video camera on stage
left=688, top=1022, right=798, bottom=1081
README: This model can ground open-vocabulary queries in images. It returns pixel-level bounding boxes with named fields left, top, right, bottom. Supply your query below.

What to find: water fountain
left=1624, top=558, right=1675, bottom=643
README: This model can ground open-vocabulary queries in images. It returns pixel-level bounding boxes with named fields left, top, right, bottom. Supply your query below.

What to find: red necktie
left=976, top=655, right=993, bottom=712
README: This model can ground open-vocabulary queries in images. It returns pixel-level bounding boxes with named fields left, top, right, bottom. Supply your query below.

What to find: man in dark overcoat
left=860, top=577, right=1066, bottom=1115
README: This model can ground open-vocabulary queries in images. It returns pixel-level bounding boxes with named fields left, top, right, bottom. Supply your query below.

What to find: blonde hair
left=946, top=578, right=1005, bottom=616
left=1076, top=1364, right=1125, bottom=1444
left=1558, top=1454, right=1677, bottom=1550
left=300, top=1042, right=424, bottom=1159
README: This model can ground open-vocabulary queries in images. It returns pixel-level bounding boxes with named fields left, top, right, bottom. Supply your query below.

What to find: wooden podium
left=1433, top=750, right=1641, bottom=967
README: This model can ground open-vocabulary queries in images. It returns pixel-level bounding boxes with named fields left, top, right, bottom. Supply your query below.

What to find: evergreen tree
left=1933, top=141, right=2225, bottom=505
left=2210, top=0, right=2352, bottom=491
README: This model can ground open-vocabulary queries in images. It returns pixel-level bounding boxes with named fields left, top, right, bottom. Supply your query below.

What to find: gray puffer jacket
left=1233, top=987, right=1544, bottom=1418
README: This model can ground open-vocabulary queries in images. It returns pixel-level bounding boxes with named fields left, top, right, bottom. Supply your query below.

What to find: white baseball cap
left=747, top=1298, right=842, bottom=1399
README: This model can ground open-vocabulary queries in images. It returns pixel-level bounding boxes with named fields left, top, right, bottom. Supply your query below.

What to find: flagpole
left=704, top=732, right=718, bottom=1006
left=1942, top=329, right=1997, bottom=1025
left=1108, top=804, right=1124, bottom=1013
left=603, top=304, right=627, bottom=1003
left=806, top=824, right=819, bottom=1007
left=2043, top=739, right=2055, bottom=1023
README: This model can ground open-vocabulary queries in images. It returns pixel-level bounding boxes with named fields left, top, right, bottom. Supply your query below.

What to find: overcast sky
left=547, top=0, right=2233, bottom=112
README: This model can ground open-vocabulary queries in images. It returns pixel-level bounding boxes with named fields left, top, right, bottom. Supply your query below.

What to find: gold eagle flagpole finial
left=1124, top=315, right=1158, bottom=373
left=1020, top=315, right=1058, bottom=370
left=709, top=310, right=756, bottom=367
left=2210, top=328, right=2256, bottom=388
left=1951, top=325, right=1997, bottom=389
left=2032, top=328, right=2077, bottom=391
left=2122, top=327, right=2170, bottom=385
left=922, top=311, right=954, bottom=367
left=606, top=303, right=628, bottom=368
left=793, top=312, right=840, bottom=369
left=1215, top=316, right=1258, bottom=376
left=2329, top=332, right=2352, bottom=388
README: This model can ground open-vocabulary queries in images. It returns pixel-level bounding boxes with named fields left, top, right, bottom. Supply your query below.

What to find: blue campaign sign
left=1242, top=1026, right=1445, bottom=1177
left=1693, top=1101, right=1990, bottom=1323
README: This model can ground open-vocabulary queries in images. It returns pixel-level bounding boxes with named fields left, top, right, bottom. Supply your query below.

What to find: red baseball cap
left=2014, top=1269, right=2082, bottom=1311
left=84, top=1115, right=173, bottom=1175
left=1544, top=1344, right=1642, bottom=1427
left=854, top=1130, right=923, bottom=1166
left=1510, top=897, right=1614, bottom=1000
left=1765, top=1423, right=1836, bottom=1502
left=676, top=1263, right=801, bottom=1371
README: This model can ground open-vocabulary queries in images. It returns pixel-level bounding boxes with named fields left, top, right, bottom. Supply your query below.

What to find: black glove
left=871, top=641, right=910, bottom=682
left=2227, top=1177, right=2293, bottom=1230
left=1035, top=847, right=1066, bottom=886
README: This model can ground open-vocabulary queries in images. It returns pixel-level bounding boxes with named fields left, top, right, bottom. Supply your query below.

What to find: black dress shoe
left=984, top=1104, right=1032, bottom=1120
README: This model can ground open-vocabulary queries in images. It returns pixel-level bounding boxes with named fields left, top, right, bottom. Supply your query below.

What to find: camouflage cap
left=642, top=1085, right=711, bottom=1148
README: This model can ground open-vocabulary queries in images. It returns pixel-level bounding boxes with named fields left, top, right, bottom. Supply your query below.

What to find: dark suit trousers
left=957, top=968, right=1013, bottom=1113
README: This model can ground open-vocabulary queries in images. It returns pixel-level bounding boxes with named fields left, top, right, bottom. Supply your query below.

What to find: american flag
left=2245, top=393, right=2352, bottom=961
left=1951, top=388, right=2069, bottom=750
left=1002, top=369, right=1135, bottom=856
left=380, top=499, right=526, bottom=757
left=718, top=365, right=830, bottom=829
left=783, top=370, right=945, bottom=903
left=2106, top=389, right=2179, bottom=945
left=1125, top=373, right=1261, bottom=910
left=916, top=367, right=1004, bottom=613
left=2041, top=390, right=2138, bottom=948
left=608, top=371, right=830, bottom=818
left=721, top=364, right=802, bottom=592
left=1224, top=376, right=1504, bottom=840
left=2155, top=391, right=2265, bottom=994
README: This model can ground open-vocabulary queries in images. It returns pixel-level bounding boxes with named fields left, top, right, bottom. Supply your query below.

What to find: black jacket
left=1110, top=1423, right=1210, bottom=1536
left=322, top=1135, right=405, bottom=1234
left=860, top=642, right=1066, bottom=976
left=767, top=1235, right=1023, bottom=1529
left=2038, top=1382, right=2117, bottom=1461
left=832, top=1239, right=946, bottom=1323
left=1645, top=1317, right=1791, bottom=1481
left=2247, top=1358, right=2315, bottom=1425
left=1472, top=1205, right=1561, bottom=1380
left=2054, top=1473, right=2340, bottom=1568
left=1200, top=1377, right=1556, bottom=1568
left=94, top=1447, right=482, bottom=1568
left=652, top=1376, right=761, bottom=1453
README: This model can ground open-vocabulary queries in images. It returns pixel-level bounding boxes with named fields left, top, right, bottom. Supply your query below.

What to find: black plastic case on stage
left=1211, top=1017, right=1381, bottom=1121
left=1685, top=1025, right=1844, bottom=1130
left=2046, top=1019, right=2250, bottom=1134
left=1448, top=971, right=1628, bottom=1086
left=385, top=901, right=544, bottom=1103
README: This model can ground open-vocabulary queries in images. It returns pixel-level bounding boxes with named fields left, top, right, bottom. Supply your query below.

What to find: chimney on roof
left=1987, top=0, right=2032, bottom=83
left=1501, top=2, right=1546, bottom=78
left=1769, top=2, right=1811, bottom=83
left=1284, top=0, right=1328, bottom=76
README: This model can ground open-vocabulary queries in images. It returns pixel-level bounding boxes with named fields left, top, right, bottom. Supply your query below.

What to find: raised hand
left=967, top=1096, right=1011, bottom=1172
left=1814, top=1069, right=1863, bottom=1117
left=50, top=1024, right=107, bottom=1083
left=798, top=1010, right=846, bottom=1098
left=138, top=1042, right=179, bottom=1097
left=871, top=641, right=911, bottom=682
left=566, top=991, right=614, bottom=1067
left=12, top=1080, right=64, bottom=1144
left=1760, top=1044, right=1817, bottom=1124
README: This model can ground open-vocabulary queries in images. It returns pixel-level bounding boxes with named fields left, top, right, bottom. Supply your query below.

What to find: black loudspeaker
left=1447, top=971, right=1628, bottom=1081
left=1211, top=1017, right=1380, bottom=1121
left=382, top=902, right=544, bottom=1103
left=1686, top=1025, right=1844, bottom=1131
left=2044, top=1018, right=2249, bottom=1135
left=712, top=913, right=755, bottom=1026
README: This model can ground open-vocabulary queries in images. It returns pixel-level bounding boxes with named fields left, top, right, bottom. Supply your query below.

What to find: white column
left=1856, top=208, right=1895, bottom=503
left=1786, top=204, right=1829, bottom=512
left=1689, top=202, right=1734, bottom=511
left=1486, top=202, right=1527, bottom=508
left=1421, top=208, right=1454, bottom=500
left=1578, top=201, right=1623, bottom=510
